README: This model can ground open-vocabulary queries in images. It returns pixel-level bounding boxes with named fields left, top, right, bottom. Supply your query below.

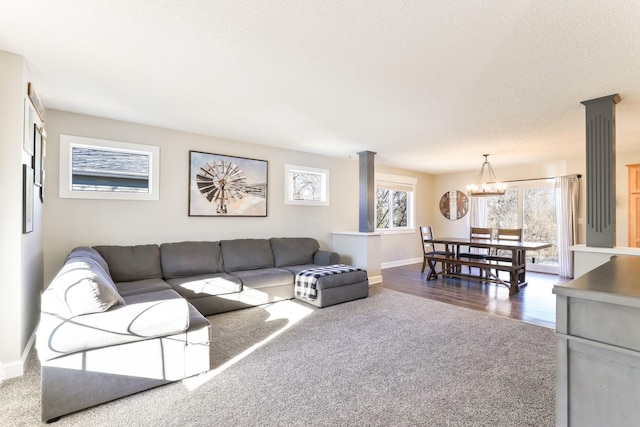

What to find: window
left=284, top=164, right=329, bottom=206
left=485, top=179, right=558, bottom=273
left=376, top=173, right=416, bottom=232
left=59, top=135, right=160, bottom=200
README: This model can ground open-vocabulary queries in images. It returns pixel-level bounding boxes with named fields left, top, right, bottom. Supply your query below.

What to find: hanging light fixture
left=466, top=154, right=506, bottom=197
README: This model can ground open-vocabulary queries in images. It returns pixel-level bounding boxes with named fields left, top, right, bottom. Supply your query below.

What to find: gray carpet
left=0, top=286, right=556, bottom=426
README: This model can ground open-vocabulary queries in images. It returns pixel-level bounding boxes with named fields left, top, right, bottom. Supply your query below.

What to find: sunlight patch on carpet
left=181, top=300, right=314, bottom=391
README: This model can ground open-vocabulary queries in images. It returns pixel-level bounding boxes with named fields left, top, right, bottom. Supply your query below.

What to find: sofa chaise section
left=36, top=247, right=210, bottom=422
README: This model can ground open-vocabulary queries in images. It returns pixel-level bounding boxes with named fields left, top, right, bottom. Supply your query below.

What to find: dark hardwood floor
left=376, top=262, right=571, bottom=329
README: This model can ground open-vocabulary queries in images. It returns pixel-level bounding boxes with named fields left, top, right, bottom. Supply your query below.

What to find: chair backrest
left=419, top=226, right=437, bottom=254
left=467, top=227, right=492, bottom=255
left=496, top=228, right=523, bottom=242
left=470, top=227, right=492, bottom=241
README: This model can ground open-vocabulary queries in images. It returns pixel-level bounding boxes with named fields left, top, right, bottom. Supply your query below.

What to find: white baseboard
left=1, top=325, right=37, bottom=379
left=368, top=275, right=383, bottom=285
left=381, top=258, right=422, bottom=270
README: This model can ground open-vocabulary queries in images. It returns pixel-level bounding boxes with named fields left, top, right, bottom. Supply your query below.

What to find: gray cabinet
left=553, top=256, right=640, bottom=427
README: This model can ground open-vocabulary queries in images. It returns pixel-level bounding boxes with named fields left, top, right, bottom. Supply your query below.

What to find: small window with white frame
left=284, top=164, right=329, bottom=206
left=59, top=135, right=160, bottom=201
left=376, top=173, right=416, bottom=232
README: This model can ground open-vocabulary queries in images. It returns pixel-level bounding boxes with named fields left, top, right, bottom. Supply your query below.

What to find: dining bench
left=424, top=253, right=524, bottom=295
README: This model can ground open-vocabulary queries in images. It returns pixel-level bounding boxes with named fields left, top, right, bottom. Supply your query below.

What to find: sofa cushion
left=114, top=278, right=173, bottom=297
left=94, top=244, right=162, bottom=282
left=229, top=267, right=293, bottom=289
left=269, top=237, right=320, bottom=267
left=66, top=246, right=112, bottom=275
left=160, top=241, right=224, bottom=279
left=220, top=239, right=274, bottom=272
left=37, top=293, right=190, bottom=361
left=42, top=256, right=125, bottom=317
left=121, top=288, right=183, bottom=304
left=166, top=273, right=242, bottom=299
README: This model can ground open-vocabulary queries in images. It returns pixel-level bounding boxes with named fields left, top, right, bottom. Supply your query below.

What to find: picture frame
left=32, top=124, right=43, bottom=187
left=40, top=170, right=45, bottom=203
left=23, top=164, right=34, bottom=234
left=189, top=151, right=268, bottom=217
left=23, top=101, right=34, bottom=155
left=39, top=127, right=46, bottom=202
left=28, top=82, right=46, bottom=122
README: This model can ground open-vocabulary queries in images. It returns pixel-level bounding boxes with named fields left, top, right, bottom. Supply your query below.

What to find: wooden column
left=581, top=94, right=620, bottom=248
left=358, top=151, right=376, bottom=233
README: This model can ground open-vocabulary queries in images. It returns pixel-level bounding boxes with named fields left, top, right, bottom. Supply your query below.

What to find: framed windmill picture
left=189, top=151, right=268, bottom=217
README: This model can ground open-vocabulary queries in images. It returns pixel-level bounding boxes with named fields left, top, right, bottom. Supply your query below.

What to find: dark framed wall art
left=23, top=164, right=34, bottom=233
left=23, top=101, right=34, bottom=156
left=189, top=151, right=268, bottom=217
left=32, top=124, right=43, bottom=187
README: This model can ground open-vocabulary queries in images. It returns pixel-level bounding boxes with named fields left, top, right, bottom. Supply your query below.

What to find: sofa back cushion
left=66, top=246, right=112, bottom=275
left=270, top=237, right=320, bottom=267
left=42, top=248, right=125, bottom=316
left=93, top=244, right=163, bottom=282
left=160, top=241, right=224, bottom=279
left=220, top=239, right=274, bottom=272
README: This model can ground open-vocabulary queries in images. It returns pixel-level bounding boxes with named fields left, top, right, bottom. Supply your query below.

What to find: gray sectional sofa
left=36, top=237, right=368, bottom=422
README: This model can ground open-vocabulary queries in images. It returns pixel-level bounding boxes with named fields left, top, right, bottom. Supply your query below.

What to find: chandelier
left=466, top=154, right=506, bottom=197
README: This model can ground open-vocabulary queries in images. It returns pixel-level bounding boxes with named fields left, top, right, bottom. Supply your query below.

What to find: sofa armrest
left=37, top=297, right=190, bottom=362
left=314, top=250, right=340, bottom=265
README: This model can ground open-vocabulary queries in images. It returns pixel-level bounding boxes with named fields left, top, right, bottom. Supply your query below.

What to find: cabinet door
left=628, top=165, right=640, bottom=247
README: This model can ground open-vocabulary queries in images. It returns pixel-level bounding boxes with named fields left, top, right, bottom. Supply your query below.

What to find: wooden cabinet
left=628, top=164, right=640, bottom=247
left=553, top=256, right=640, bottom=427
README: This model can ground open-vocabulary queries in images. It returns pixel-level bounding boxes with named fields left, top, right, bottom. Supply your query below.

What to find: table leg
left=518, top=250, right=527, bottom=283
left=509, top=270, right=519, bottom=295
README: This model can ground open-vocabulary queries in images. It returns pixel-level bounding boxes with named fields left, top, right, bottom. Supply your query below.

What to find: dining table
left=424, top=236, right=552, bottom=295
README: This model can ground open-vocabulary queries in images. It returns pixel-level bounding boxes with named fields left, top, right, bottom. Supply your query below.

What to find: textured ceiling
left=1, top=0, right=640, bottom=173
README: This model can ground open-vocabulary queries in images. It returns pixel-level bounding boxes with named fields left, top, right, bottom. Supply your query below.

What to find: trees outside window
left=485, top=181, right=558, bottom=273
left=376, top=189, right=409, bottom=229
left=375, top=173, right=415, bottom=232
left=284, top=164, right=329, bottom=206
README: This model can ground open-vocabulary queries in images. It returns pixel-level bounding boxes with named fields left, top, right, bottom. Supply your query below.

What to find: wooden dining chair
left=419, top=226, right=450, bottom=279
left=488, top=228, right=523, bottom=276
left=458, top=227, right=492, bottom=275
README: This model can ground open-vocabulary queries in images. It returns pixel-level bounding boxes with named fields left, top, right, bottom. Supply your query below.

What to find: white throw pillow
left=66, top=246, right=112, bottom=276
left=42, top=257, right=125, bottom=317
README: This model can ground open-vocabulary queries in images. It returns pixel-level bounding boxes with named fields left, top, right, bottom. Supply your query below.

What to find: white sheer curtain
left=467, top=197, right=488, bottom=256
left=555, top=174, right=581, bottom=278
left=470, top=196, right=487, bottom=228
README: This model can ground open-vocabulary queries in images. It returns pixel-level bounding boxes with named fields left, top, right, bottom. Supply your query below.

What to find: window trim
left=375, top=173, right=416, bottom=233
left=59, top=135, right=160, bottom=201
left=284, top=164, right=330, bottom=206
left=483, top=178, right=558, bottom=274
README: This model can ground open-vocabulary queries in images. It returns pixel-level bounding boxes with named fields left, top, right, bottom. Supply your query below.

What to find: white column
left=332, top=231, right=382, bottom=284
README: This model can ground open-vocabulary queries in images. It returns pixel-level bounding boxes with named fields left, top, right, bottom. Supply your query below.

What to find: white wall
left=43, top=111, right=393, bottom=282
left=0, top=51, right=44, bottom=378
left=430, top=151, right=640, bottom=249
left=375, top=165, right=436, bottom=267
left=431, top=158, right=587, bottom=241
left=44, top=111, right=438, bottom=283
